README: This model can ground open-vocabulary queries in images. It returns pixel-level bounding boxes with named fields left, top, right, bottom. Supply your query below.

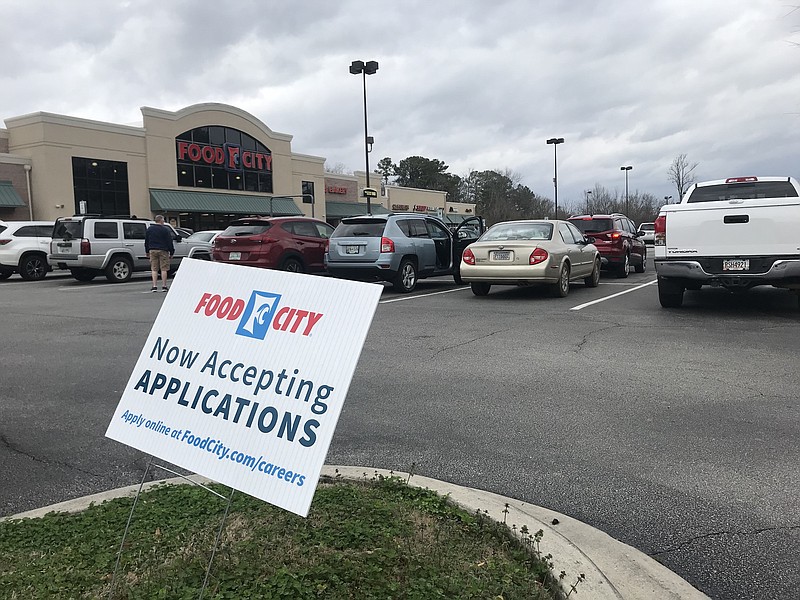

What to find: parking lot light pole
left=585, top=190, right=592, bottom=214
left=546, top=137, right=564, bottom=219
left=664, top=195, right=673, bottom=205
left=350, top=60, right=379, bottom=215
left=620, top=165, right=633, bottom=214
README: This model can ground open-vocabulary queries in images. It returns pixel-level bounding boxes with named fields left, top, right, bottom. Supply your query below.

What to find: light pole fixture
left=546, top=137, right=564, bottom=219
left=664, top=195, right=673, bottom=204
left=620, top=165, right=633, bottom=215
left=585, top=190, right=592, bottom=214
left=350, top=59, right=379, bottom=215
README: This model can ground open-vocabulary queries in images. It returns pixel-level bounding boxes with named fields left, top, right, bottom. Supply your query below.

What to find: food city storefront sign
left=176, top=140, right=272, bottom=173
left=105, top=259, right=382, bottom=517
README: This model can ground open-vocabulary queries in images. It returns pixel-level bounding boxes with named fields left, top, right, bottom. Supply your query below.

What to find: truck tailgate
left=663, top=199, right=800, bottom=257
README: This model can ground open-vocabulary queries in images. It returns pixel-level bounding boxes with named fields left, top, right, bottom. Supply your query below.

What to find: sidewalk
left=3, top=465, right=710, bottom=600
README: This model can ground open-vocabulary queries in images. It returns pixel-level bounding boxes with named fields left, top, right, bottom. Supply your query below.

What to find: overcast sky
left=2, top=0, right=799, bottom=207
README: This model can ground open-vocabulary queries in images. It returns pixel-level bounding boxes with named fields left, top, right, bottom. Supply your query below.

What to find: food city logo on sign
left=194, top=291, right=324, bottom=340
left=176, top=140, right=273, bottom=173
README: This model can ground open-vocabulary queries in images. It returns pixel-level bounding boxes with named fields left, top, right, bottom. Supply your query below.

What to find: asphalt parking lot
left=1, top=256, right=798, bottom=600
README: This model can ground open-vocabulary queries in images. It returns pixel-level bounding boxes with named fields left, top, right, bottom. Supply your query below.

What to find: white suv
left=0, top=220, right=55, bottom=281
left=49, top=215, right=211, bottom=282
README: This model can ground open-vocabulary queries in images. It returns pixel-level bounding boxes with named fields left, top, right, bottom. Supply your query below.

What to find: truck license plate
left=59, top=246, right=71, bottom=254
left=492, top=251, right=511, bottom=261
left=345, top=245, right=359, bottom=254
left=229, top=251, right=241, bottom=260
left=723, top=259, right=749, bottom=271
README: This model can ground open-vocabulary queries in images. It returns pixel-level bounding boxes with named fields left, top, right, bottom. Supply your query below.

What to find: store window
left=176, top=126, right=273, bottom=193
left=72, top=157, right=130, bottom=216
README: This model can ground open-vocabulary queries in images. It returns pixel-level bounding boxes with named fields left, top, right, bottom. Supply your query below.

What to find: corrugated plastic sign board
left=106, top=259, right=383, bottom=517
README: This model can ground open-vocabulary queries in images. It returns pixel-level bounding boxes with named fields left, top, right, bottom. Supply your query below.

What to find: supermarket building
left=0, top=103, right=475, bottom=229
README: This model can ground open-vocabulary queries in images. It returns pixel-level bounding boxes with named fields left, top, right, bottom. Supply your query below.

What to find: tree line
left=329, top=154, right=698, bottom=227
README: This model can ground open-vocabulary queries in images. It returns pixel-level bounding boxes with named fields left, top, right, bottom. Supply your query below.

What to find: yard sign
left=106, top=259, right=382, bottom=517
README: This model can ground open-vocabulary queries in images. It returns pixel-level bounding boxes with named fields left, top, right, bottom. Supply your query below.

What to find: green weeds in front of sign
left=0, top=477, right=560, bottom=599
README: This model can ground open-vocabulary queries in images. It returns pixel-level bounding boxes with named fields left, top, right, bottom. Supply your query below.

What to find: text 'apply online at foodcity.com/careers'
left=105, top=258, right=383, bottom=517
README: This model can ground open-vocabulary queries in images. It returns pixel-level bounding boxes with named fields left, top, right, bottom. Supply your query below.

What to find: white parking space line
left=570, top=279, right=657, bottom=311
left=380, top=286, right=468, bottom=304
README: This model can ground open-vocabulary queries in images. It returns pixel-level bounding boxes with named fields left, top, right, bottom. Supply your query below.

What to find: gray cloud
left=2, top=0, right=798, bottom=206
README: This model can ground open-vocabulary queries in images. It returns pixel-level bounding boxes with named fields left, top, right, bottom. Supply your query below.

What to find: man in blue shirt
left=145, top=215, right=175, bottom=292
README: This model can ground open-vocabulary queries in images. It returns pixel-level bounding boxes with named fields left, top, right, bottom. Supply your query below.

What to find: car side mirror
left=585, top=236, right=595, bottom=244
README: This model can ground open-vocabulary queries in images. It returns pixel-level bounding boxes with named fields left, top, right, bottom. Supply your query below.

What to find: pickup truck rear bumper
left=655, top=257, right=800, bottom=287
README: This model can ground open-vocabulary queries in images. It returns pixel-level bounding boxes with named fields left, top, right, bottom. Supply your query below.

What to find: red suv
left=568, top=213, right=646, bottom=277
left=212, top=217, right=334, bottom=273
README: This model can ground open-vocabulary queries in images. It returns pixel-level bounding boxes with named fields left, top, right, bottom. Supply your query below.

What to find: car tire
left=105, top=256, right=133, bottom=283
left=19, top=253, right=48, bottom=281
left=617, top=253, right=630, bottom=278
left=393, top=259, right=417, bottom=293
left=70, top=269, right=97, bottom=282
left=634, top=251, right=646, bottom=273
left=281, top=257, right=304, bottom=273
left=453, top=266, right=463, bottom=285
left=0, top=269, right=12, bottom=280
left=470, top=282, right=491, bottom=296
left=658, top=277, right=684, bottom=308
left=584, top=258, right=600, bottom=287
left=553, top=263, right=570, bottom=297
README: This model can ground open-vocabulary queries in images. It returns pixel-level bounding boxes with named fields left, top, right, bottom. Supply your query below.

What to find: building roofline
left=4, top=111, right=146, bottom=136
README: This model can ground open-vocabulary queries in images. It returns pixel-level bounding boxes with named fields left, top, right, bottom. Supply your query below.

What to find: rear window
left=570, top=218, right=613, bottom=234
left=53, top=220, right=83, bottom=239
left=220, top=224, right=271, bottom=237
left=332, top=220, right=386, bottom=238
left=638, top=223, right=655, bottom=231
left=481, top=222, right=553, bottom=241
left=0, top=225, right=6, bottom=235
left=687, top=181, right=799, bottom=203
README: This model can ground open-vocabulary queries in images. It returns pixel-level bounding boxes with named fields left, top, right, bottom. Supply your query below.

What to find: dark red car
left=212, top=216, right=334, bottom=273
left=568, top=213, right=646, bottom=277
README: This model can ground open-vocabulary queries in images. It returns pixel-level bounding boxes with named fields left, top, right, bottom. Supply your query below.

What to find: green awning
left=325, top=201, right=390, bottom=218
left=0, top=181, right=25, bottom=207
left=150, top=188, right=303, bottom=216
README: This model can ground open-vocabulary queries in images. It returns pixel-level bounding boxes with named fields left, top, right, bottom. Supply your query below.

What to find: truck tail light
left=530, top=248, right=549, bottom=265
left=654, top=215, right=666, bottom=246
left=462, top=247, right=476, bottom=265
left=80, top=239, right=91, bottom=255
left=0, top=239, right=11, bottom=246
left=380, top=237, right=395, bottom=253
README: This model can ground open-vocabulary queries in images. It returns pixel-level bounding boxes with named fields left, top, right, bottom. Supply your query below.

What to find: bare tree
left=667, top=154, right=699, bottom=200
left=324, top=162, right=350, bottom=174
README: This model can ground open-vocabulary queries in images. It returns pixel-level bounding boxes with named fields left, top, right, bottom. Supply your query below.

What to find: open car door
left=452, top=216, right=485, bottom=284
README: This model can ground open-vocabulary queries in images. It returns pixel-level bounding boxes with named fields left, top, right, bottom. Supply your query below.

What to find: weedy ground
left=0, top=475, right=563, bottom=599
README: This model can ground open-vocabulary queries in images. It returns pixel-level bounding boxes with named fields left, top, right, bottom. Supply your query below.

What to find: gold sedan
left=460, top=220, right=600, bottom=297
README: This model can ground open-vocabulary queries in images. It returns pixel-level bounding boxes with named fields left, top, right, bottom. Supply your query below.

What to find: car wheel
left=105, top=256, right=133, bottom=282
left=0, top=269, right=12, bottom=280
left=553, top=263, right=570, bottom=297
left=658, top=277, right=684, bottom=308
left=584, top=258, right=600, bottom=287
left=281, top=257, right=304, bottom=273
left=393, top=259, right=417, bottom=293
left=634, top=251, right=646, bottom=273
left=617, top=253, right=630, bottom=278
left=70, top=269, right=97, bottom=282
left=19, top=254, right=48, bottom=281
left=453, top=266, right=463, bottom=285
left=470, top=282, right=491, bottom=296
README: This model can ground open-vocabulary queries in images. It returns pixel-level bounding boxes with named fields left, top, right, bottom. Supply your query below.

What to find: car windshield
left=570, top=219, right=613, bottom=234
left=186, top=231, right=217, bottom=242
left=220, top=224, right=271, bottom=237
left=480, top=222, right=553, bottom=241
left=332, top=220, right=386, bottom=238
left=53, top=220, right=82, bottom=239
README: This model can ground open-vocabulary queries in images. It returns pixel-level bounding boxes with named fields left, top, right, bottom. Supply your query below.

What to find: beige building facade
left=0, top=103, right=475, bottom=228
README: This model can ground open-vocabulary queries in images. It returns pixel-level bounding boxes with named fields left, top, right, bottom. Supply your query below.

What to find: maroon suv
left=568, top=213, right=646, bottom=277
left=212, top=217, right=334, bottom=273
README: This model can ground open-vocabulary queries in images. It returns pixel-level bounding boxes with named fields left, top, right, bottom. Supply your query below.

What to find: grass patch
left=0, top=475, right=562, bottom=599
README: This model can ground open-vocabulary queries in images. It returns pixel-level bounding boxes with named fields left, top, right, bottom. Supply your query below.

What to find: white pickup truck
left=654, top=176, right=800, bottom=308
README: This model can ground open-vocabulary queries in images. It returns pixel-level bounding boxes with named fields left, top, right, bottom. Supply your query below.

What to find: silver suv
left=49, top=215, right=212, bottom=282
left=0, top=220, right=54, bottom=281
left=326, top=213, right=484, bottom=292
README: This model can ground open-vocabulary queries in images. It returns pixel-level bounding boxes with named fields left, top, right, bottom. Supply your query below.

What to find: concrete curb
left=2, top=465, right=709, bottom=600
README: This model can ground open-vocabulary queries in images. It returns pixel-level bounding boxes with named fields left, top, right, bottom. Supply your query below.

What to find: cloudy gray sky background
left=2, top=0, right=798, bottom=207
